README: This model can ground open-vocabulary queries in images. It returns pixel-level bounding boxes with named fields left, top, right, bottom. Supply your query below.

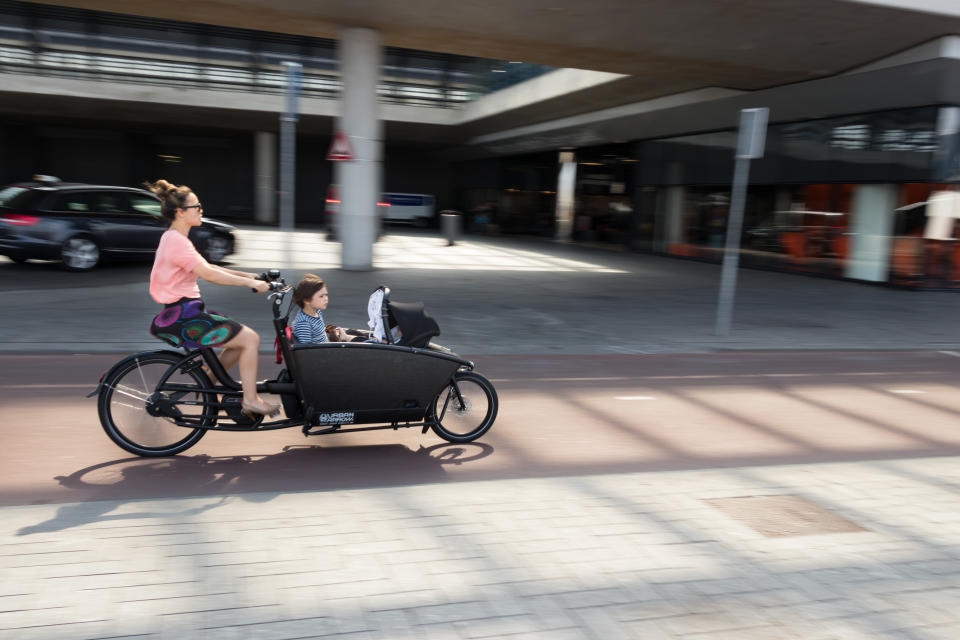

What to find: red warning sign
left=327, top=132, right=354, bottom=161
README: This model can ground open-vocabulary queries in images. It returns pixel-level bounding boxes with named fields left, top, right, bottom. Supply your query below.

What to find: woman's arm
left=194, top=262, right=267, bottom=291
left=208, top=264, right=257, bottom=280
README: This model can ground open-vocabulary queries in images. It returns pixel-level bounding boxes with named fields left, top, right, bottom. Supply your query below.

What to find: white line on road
left=889, top=389, right=927, bottom=394
left=0, top=384, right=92, bottom=389
left=489, top=371, right=944, bottom=383
left=615, top=396, right=656, bottom=400
left=939, top=351, right=960, bottom=358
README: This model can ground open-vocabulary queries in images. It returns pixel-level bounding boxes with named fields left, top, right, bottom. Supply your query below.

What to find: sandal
left=241, top=399, right=280, bottom=419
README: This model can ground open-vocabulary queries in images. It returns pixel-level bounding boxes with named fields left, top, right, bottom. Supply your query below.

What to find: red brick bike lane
left=1, top=350, right=959, bottom=507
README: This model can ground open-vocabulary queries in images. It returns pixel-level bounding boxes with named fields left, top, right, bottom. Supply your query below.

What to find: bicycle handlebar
left=251, top=269, right=286, bottom=293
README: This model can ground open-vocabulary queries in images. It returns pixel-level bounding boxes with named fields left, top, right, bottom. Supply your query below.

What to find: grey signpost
left=279, top=61, right=302, bottom=233
left=715, top=107, right=769, bottom=337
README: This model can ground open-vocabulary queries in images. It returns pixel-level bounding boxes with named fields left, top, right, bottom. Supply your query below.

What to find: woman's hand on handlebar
left=250, top=279, right=271, bottom=294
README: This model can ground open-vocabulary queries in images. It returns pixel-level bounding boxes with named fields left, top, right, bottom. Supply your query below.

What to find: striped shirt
left=292, top=308, right=328, bottom=344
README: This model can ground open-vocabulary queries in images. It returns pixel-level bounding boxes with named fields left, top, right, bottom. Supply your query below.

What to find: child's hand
left=337, top=327, right=349, bottom=342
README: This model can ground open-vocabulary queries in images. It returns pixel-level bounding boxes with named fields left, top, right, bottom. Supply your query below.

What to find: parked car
left=324, top=185, right=434, bottom=240
left=0, top=177, right=235, bottom=271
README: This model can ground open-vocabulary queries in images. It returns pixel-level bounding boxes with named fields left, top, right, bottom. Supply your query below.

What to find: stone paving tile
left=4, top=457, right=960, bottom=638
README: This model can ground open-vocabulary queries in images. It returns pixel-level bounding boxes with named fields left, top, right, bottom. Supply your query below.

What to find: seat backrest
left=387, top=300, right=440, bottom=348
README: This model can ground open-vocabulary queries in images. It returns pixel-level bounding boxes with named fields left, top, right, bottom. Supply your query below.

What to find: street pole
left=715, top=107, right=768, bottom=337
left=279, top=61, right=302, bottom=235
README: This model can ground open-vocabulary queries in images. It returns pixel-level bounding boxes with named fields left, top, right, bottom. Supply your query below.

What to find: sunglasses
left=182, top=203, right=203, bottom=211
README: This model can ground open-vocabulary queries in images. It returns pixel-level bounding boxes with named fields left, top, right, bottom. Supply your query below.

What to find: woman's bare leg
left=217, top=347, right=242, bottom=376
left=220, top=326, right=273, bottom=410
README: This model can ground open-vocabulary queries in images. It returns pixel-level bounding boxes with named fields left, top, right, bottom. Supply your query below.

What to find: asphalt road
left=4, top=228, right=960, bottom=354
left=2, top=350, right=958, bottom=508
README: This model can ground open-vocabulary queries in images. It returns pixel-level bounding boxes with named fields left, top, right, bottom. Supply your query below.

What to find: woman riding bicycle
left=145, top=179, right=278, bottom=418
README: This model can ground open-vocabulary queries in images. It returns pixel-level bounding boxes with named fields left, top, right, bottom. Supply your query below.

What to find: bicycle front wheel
left=429, top=371, right=498, bottom=443
left=98, top=352, right=213, bottom=457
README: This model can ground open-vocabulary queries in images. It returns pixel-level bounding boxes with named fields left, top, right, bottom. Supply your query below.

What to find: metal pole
left=715, top=156, right=751, bottom=336
left=715, top=107, right=768, bottom=337
left=278, top=61, right=302, bottom=233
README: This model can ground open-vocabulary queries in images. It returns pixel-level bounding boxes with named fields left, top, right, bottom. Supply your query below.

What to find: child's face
left=308, top=287, right=329, bottom=311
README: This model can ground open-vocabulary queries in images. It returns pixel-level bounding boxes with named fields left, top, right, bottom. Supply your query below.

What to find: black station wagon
left=0, top=177, right=236, bottom=271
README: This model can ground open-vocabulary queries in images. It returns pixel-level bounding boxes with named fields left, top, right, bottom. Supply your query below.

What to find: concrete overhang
left=464, top=57, right=960, bottom=157
left=7, top=2, right=960, bottom=154
left=39, top=0, right=960, bottom=89
left=0, top=73, right=457, bottom=138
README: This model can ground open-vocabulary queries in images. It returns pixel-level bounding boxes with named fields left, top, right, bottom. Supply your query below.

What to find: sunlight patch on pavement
left=231, top=229, right=626, bottom=273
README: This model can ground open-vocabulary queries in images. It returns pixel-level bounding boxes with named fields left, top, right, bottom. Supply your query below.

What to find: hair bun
left=144, top=178, right=176, bottom=199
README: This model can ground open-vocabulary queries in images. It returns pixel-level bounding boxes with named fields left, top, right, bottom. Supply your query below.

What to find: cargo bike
left=90, top=270, right=498, bottom=457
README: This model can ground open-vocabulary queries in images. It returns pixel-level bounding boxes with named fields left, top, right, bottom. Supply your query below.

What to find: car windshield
left=0, top=187, right=38, bottom=208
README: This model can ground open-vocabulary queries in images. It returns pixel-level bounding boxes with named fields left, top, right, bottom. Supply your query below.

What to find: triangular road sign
left=327, top=132, right=354, bottom=161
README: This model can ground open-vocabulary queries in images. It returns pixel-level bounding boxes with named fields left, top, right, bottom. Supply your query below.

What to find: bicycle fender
left=86, top=349, right=185, bottom=398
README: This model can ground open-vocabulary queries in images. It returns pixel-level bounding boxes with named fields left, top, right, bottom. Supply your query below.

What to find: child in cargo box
left=291, top=274, right=376, bottom=343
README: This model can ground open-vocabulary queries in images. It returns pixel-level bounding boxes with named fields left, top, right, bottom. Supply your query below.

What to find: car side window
left=97, top=191, right=130, bottom=213
left=94, top=191, right=130, bottom=213
left=48, top=192, right=96, bottom=213
left=130, top=194, right=163, bottom=218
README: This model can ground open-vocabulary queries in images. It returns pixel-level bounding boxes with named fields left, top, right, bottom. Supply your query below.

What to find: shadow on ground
left=49, top=441, right=492, bottom=502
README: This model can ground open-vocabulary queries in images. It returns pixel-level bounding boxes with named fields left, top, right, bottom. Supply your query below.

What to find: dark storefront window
left=889, top=182, right=959, bottom=289
left=669, top=184, right=855, bottom=278
left=642, top=107, right=940, bottom=187
left=497, top=154, right=557, bottom=236
left=572, top=146, right=635, bottom=244
left=646, top=106, right=952, bottom=285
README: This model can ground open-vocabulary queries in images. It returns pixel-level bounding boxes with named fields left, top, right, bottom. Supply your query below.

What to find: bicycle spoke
left=110, top=383, right=151, bottom=402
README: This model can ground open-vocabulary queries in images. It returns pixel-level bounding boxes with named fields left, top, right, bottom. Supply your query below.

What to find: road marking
left=939, top=351, right=960, bottom=358
left=0, top=384, right=92, bottom=389
left=889, top=389, right=926, bottom=394
left=488, top=371, right=943, bottom=383
left=615, top=396, right=656, bottom=400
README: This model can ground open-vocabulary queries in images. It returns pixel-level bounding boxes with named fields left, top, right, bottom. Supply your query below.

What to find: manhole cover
left=705, top=495, right=866, bottom=537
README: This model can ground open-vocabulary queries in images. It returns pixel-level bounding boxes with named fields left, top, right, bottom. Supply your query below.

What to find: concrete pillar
left=844, top=184, right=896, bottom=282
left=337, top=27, right=383, bottom=270
left=254, top=131, right=276, bottom=224
left=554, top=151, right=576, bottom=241
left=662, top=186, right=686, bottom=252
left=655, top=162, right=685, bottom=253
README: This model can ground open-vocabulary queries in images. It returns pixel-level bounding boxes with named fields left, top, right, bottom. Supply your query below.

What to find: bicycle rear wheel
left=98, top=352, right=213, bottom=456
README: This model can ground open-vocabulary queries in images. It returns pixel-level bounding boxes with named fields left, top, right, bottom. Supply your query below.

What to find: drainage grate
left=705, top=495, right=867, bottom=537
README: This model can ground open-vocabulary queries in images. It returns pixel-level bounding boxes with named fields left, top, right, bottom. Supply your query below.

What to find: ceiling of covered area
left=39, top=0, right=960, bottom=88
left=11, top=0, right=960, bottom=156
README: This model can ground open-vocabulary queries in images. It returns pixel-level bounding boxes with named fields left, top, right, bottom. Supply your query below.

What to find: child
left=291, top=274, right=336, bottom=343
left=291, top=274, right=374, bottom=344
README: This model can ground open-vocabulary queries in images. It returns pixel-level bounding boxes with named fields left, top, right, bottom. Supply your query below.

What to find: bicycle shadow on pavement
left=16, top=495, right=229, bottom=537
left=19, top=442, right=494, bottom=535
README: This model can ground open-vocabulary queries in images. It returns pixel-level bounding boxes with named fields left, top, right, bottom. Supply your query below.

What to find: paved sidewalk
left=4, top=456, right=960, bottom=639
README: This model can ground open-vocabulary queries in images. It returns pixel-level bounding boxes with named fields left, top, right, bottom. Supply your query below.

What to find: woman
left=145, top=179, right=278, bottom=417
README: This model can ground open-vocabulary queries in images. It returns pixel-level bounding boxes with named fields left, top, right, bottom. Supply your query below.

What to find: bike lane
left=2, top=350, right=960, bottom=507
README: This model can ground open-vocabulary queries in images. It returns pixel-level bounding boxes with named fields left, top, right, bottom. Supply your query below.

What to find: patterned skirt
left=149, top=298, right=243, bottom=349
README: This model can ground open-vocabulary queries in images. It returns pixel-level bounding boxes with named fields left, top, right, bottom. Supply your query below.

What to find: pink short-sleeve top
left=149, top=229, right=207, bottom=304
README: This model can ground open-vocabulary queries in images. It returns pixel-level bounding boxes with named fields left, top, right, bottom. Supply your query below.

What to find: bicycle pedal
left=222, top=397, right=262, bottom=427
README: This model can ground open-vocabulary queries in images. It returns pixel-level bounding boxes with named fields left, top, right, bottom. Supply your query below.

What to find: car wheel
left=202, top=235, right=231, bottom=263
left=60, top=236, right=100, bottom=271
